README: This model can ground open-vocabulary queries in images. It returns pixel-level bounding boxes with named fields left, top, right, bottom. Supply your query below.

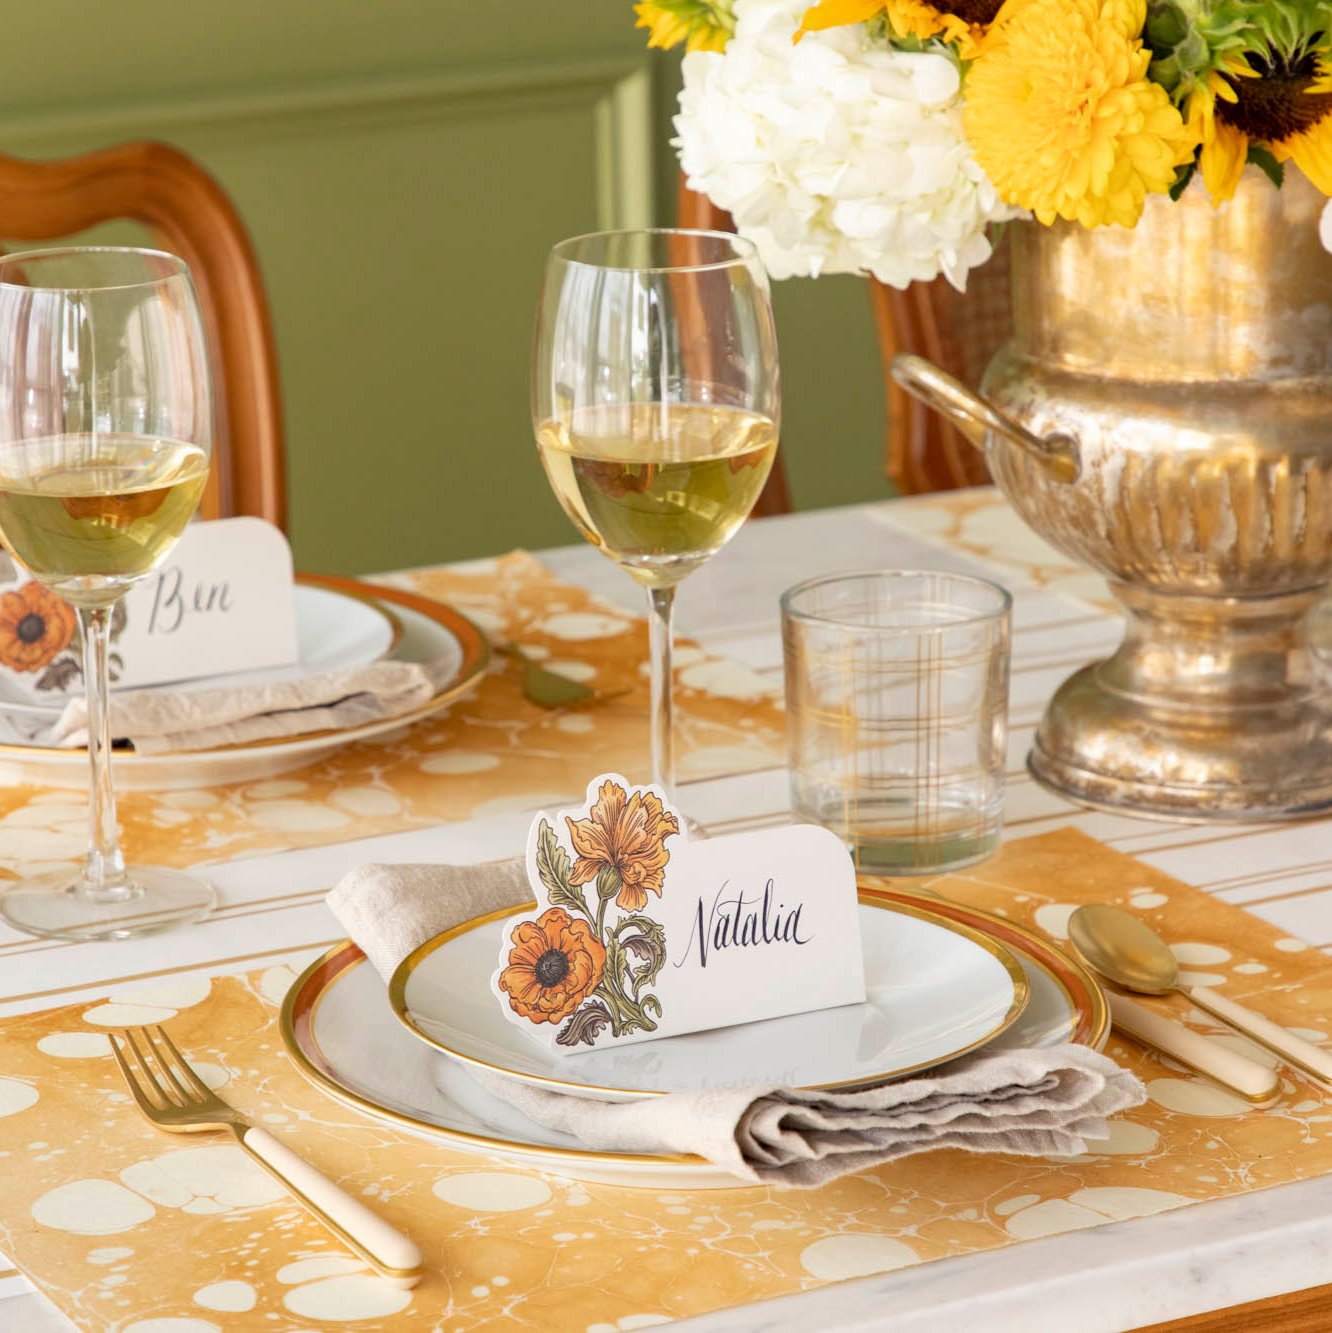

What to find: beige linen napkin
left=48, top=660, right=443, bottom=754
left=327, top=858, right=1145, bottom=1187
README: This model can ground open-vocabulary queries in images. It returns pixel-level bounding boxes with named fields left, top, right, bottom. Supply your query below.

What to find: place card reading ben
left=0, top=517, right=299, bottom=699
left=491, top=774, right=865, bottom=1053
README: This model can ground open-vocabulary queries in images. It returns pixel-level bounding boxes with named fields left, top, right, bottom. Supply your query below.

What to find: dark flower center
left=1219, top=47, right=1332, bottom=142
left=938, top=0, right=1003, bottom=24
left=16, top=613, right=45, bottom=645
left=534, top=948, right=571, bottom=987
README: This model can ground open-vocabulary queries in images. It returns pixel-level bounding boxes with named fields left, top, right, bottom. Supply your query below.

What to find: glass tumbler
left=781, top=570, right=1012, bottom=875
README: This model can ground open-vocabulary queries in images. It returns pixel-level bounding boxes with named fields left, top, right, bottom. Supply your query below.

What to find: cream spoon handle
left=1185, top=986, right=1332, bottom=1085
left=1108, top=993, right=1279, bottom=1102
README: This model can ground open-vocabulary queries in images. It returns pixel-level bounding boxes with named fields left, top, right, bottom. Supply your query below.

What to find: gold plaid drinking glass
left=782, top=571, right=1012, bottom=874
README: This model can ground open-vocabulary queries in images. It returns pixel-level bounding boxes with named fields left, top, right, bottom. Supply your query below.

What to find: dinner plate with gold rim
left=0, top=577, right=488, bottom=790
left=280, top=899, right=1105, bottom=1189
left=388, top=894, right=1030, bottom=1104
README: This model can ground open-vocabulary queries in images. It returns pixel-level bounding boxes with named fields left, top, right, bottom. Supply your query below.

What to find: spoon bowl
left=1068, top=904, right=1179, bottom=996
left=1070, top=903, right=1332, bottom=1088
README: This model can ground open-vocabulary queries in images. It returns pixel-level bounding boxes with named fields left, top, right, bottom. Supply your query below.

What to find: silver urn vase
left=894, top=166, right=1332, bottom=822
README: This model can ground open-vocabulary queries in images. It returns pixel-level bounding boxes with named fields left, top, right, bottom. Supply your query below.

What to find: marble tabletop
left=5, top=489, right=1332, bottom=1331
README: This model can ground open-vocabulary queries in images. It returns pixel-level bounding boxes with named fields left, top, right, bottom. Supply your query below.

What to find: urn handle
left=891, top=354, right=1080, bottom=485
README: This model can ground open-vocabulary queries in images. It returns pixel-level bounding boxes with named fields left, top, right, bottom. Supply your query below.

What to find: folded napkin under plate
left=49, top=658, right=449, bottom=754
left=327, top=859, right=1144, bottom=1187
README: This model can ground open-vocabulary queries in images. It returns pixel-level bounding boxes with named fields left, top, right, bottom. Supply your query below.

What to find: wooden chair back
left=678, top=172, right=1013, bottom=498
left=0, top=141, right=285, bottom=527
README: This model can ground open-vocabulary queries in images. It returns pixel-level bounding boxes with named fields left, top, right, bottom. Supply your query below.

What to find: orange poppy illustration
left=499, top=906, right=607, bottom=1024
left=0, top=582, right=76, bottom=672
left=566, top=777, right=681, bottom=911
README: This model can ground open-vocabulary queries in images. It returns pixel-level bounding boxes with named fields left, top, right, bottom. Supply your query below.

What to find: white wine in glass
left=0, top=248, right=215, bottom=942
left=532, top=230, right=781, bottom=796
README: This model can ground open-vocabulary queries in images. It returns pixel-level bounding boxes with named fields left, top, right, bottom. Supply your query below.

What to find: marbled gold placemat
left=2, top=827, right=1330, bottom=1331
left=0, top=552, right=785, bottom=886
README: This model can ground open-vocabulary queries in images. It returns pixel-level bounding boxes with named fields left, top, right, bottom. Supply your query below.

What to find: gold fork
left=110, top=1025, right=423, bottom=1287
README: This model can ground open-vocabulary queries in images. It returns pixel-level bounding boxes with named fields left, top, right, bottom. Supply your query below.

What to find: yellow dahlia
left=797, top=0, right=1001, bottom=55
left=635, top=0, right=734, bottom=53
left=964, top=0, right=1198, bottom=228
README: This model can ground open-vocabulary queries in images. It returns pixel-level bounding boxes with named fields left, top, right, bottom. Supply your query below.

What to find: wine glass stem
left=646, top=584, right=676, bottom=798
left=78, top=604, right=130, bottom=899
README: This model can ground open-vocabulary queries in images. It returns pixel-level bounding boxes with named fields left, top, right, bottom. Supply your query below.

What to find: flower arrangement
left=634, top=0, right=1332, bottom=287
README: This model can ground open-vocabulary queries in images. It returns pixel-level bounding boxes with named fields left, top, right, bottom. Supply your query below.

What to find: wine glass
left=532, top=229, right=780, bottom=798
left=0, top=247, right=214, bottom=941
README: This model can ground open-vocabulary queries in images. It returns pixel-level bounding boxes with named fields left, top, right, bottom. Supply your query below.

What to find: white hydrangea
left=674, top=0, right=1019, bottom=290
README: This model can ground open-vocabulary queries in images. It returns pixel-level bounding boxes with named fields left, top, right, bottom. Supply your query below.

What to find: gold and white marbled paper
left=2, top=829, right=1331, bottom=1331
left=0, top=551, right=787, bottom=891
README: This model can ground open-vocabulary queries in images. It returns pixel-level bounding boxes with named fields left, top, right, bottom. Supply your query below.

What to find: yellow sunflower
left=963, top=0, right=1197, bottom=229
left=1186, top=46, right=1332, bottom=203
left=797, top=0, right=1001, bottom=55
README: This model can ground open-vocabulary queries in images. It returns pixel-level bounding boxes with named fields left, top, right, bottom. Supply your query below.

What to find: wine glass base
left=0, top=866, right=215, bottom=942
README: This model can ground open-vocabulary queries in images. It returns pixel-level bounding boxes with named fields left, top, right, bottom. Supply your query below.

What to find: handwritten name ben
left=675, top=879, right=811, bottom=969
left=148, top=567, right=233, bottom=635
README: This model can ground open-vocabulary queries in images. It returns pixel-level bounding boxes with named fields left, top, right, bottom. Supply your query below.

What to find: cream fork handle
left=1186, top=986, right=1332, bottom=1086
left=1108, top=993, right=1280, bottom=1103
left=240, top=1127, right=423, bottom=1287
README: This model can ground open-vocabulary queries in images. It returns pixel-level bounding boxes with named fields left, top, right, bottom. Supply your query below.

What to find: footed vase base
left=1030, top=662, right=1332, bottom=824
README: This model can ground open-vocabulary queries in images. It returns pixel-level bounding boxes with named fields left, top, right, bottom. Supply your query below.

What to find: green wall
left=0, top=2, right=891, bottom=574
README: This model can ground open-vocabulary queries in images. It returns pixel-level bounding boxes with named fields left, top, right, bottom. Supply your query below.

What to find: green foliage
left=1147, top=0, right=1332, bottom=106
left=535, top=819, right=589, bottom=919
left=1245, top=144, right=1285, bottom=189
left=1145, top=0, right=1256, bottom=103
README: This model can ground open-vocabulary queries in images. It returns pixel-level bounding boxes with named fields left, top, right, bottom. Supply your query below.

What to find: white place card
left=491, top=773, right=865, bottom=1054
left=115, top=516, right=300, bottom=688
left=0, top=517, right=300, bottom=699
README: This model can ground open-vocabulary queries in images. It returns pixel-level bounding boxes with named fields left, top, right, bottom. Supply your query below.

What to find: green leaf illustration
left=535, top=819, right=588, bottom=918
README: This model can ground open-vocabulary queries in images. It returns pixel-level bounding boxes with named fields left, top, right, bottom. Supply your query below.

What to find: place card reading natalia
left=491, top=773, right=865, bottom=1054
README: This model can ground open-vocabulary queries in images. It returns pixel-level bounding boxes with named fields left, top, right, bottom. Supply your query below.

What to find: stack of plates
left=0, top=575, right=488, bottom=790
left=281, top=890, right=1109, bottom=1189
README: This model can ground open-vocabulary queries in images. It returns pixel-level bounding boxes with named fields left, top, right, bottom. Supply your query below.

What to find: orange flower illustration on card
left=498, top=907, right=606, bottom=1025
left=498, top=775, right=677, bottom=1048
left=0, top=582, right=76, bottom=672
left=566, top=778, right=681, bottom=912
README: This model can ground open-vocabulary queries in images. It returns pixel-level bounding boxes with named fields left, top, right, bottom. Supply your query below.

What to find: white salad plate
left=281, top=896, right=1108, bottom=1189
left=0, top=577, right=488, bottom=790
left=0, top=582, right=400, bottom=718
left=388, top=897, right=1030, bottom=1103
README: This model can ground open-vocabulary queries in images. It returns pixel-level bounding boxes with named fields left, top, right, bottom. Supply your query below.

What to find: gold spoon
left=1070, top=904, right=1332, bottom=1087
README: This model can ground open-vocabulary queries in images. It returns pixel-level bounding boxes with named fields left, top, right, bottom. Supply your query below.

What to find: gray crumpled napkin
left=47, top=660, right=447, bottom=754
left=328, top=858, right=1145, bottom=1187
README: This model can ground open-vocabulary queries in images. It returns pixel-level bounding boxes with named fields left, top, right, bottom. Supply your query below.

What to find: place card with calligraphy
left=491, top=773, right=865, bottom=1053
left=0, top=517, right=299, bottom=700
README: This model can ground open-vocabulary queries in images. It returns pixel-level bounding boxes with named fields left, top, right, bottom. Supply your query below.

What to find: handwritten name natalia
left=675, top=879, right=811, bottom=969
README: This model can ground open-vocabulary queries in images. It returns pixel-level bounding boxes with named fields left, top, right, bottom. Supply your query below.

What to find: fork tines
left=110, top=1024, right=213, bottom=1113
